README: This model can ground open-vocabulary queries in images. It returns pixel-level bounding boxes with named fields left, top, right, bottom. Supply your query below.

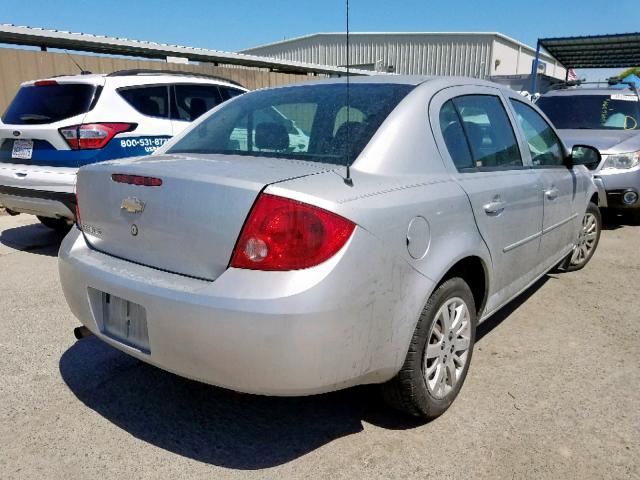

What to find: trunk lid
left=77, top=153, right=335, bottom=280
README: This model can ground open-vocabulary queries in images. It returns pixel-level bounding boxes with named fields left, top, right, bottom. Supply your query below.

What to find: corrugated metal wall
left=244, top=34, right=495, bottom=78
left=0, top=47, right=314, bottom=113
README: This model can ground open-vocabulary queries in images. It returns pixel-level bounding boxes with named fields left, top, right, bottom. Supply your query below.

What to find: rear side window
left=452, top=95, right=522, bottom=169
left=172, top=84, right=224, bottom=121
left=3, top=83, right=99, bottom=125
left=439, top=100, right=473, bottom=169
left=219, top=87, right=245, bottom=100
left=510, top=100, right=565, bottom=167
left=118, top=86, right=169, bottom=118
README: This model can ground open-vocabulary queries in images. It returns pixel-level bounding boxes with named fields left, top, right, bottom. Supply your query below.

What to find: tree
left=617, top=67, right=640, bottom=79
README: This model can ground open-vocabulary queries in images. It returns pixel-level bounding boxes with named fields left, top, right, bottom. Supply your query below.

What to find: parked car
left=537, top=83, right=640, bottom=219
left=59, top=76, right=602, bottom=419
left=0, top=70, right=247, bottom=232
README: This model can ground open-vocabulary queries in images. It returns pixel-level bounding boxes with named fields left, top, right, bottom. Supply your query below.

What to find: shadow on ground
left=60, top=337, right=424, bottom=469
left=477, top=275, right=550, bottom=342
left=602, top=210, right=640, bottom=230
left=59, top=275, right=551, bottom=469
left=0, top=222, right=64, bottom=256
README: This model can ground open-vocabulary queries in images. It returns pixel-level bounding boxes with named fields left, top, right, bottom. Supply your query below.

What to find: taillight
left=59, top=123, right=135, bottom=150
left=230, top=193, right=355, bottom=271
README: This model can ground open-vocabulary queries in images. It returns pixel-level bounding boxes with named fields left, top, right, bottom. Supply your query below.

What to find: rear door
left=431, top=86, right=543, bottom=312
left=508, top=98, right=577, bottom=263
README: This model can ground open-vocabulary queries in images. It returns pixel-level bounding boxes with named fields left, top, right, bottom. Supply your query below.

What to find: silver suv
left=537, top=82, right=640, bottom=219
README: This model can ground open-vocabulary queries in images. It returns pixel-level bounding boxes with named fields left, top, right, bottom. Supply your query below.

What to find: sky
left=1, top=0, right=638, bottom=80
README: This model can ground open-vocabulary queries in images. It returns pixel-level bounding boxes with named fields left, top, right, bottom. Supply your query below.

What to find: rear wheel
left=37, top=216, right=73, bottom=234
left=559, top=202, right=601, bottom=272
left=382, top=277, right=477, bottom=419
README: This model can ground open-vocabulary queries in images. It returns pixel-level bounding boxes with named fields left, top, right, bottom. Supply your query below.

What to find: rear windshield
left=167, top=83, right=414, bottom=165
left=2, top=83, right=99, bottom=125
left=537, top=94, right=640, bottom=130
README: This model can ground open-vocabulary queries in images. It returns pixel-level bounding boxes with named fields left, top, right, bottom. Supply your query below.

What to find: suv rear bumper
left=0, top=163, right=77, bottom=219
left=0, top=185, right=76, bottom=218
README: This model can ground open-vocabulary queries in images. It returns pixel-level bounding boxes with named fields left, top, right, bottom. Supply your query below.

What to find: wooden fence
left=0, top=47, right=316, bottom=112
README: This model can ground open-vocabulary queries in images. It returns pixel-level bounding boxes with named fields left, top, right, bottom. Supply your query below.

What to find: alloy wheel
left=570, top=212, right=598, bottom=266
left=423, top=297, right=472, bottom=399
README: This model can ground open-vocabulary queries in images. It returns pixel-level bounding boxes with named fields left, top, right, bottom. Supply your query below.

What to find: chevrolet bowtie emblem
left=121, top=197, right=145, bottom=214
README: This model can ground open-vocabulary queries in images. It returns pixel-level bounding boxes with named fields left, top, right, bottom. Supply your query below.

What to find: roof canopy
left=539, top=33, right=640, bottom=69
left=0, top=24, right=372, bottom=76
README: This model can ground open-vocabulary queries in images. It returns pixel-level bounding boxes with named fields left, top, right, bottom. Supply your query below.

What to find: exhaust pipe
left=74, top=326, right=93, bottom=340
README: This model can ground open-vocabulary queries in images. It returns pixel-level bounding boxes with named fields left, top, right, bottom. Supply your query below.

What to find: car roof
left=20, top=71, right=245, bottom=89
left=262, top=74, right=510, bottom=90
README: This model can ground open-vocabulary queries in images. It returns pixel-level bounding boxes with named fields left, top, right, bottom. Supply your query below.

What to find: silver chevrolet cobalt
left=60, top=76, right=602, bottom=419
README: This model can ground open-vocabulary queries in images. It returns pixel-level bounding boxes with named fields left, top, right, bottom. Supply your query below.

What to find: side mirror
left=567, top=145, right=601, bottom=167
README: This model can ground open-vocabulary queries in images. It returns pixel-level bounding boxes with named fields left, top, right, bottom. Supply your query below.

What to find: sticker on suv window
left=611, top=94, right=639, bottom=102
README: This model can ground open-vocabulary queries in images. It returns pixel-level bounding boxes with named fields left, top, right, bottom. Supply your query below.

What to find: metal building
left=241, top=32, right=565, bottom=80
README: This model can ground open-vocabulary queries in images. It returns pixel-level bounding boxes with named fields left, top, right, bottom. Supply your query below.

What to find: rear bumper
left=0, top=163, right=76, bottom=218
left=0, top=185, right=76, bottom=218
left=59, top=228, right=432, bottom=396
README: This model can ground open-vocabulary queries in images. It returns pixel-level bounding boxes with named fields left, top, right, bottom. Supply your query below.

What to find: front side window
left=536, top=94, right=640, bottom=130
left=167, top=83, right=414, bottom=166
left=452, top=95, right=522, bottom=169
left=118, top=85, right=169, bottom=118
left=172, top=84, right=223, bottom=122
left=511, top=100, right=564, bottom=167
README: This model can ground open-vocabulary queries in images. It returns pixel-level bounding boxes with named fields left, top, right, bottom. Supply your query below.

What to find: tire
left=558, top=202, right=601, bottom=272
left=37, top=216, right=73, bottom=234
left=382, top=277, right=477, bottom=419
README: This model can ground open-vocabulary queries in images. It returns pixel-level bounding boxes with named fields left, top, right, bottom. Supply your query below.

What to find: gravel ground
left=0, top=213, right=638, bottom=480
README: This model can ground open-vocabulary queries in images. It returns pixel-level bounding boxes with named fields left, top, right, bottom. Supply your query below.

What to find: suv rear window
left=537, top=94, right=640, bottom=130
left=2, top=83, right=99, bottom=125
left=167, top=83, right=414, bottom=166
left=118, top=85, right=170, bottom=118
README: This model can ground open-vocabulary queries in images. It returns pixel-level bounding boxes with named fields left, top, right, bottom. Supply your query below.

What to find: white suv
left=0, top=69, right=246, bottom=231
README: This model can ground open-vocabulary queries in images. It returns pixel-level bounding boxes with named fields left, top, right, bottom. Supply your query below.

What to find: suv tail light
left=230, top=193, right=355, bottom=271
left=59, top=123, right=136, bottom=150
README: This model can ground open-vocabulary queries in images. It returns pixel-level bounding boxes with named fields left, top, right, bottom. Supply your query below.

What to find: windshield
left=537, top=94, right=640, bottom=130
left=167, top=83, right=414, bottom=165
left=3, top=83, right=99, bottom=125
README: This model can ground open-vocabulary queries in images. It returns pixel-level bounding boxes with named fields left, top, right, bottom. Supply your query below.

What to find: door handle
left=545, top=187, right=559, bottom=200
left=483, top=200, right=506, bottom=216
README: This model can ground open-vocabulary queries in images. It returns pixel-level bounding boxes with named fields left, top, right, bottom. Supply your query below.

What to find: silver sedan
left=59, top=76, right=601, bottom=419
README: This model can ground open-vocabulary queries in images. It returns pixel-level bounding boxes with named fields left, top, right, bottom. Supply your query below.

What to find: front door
left=508, top=99, right=577, bottom=265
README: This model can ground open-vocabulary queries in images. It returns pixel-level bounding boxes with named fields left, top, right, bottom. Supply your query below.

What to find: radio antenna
left=64, top=50, right=91, bottom=75
left=343, top=0, right=353, bottom=186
